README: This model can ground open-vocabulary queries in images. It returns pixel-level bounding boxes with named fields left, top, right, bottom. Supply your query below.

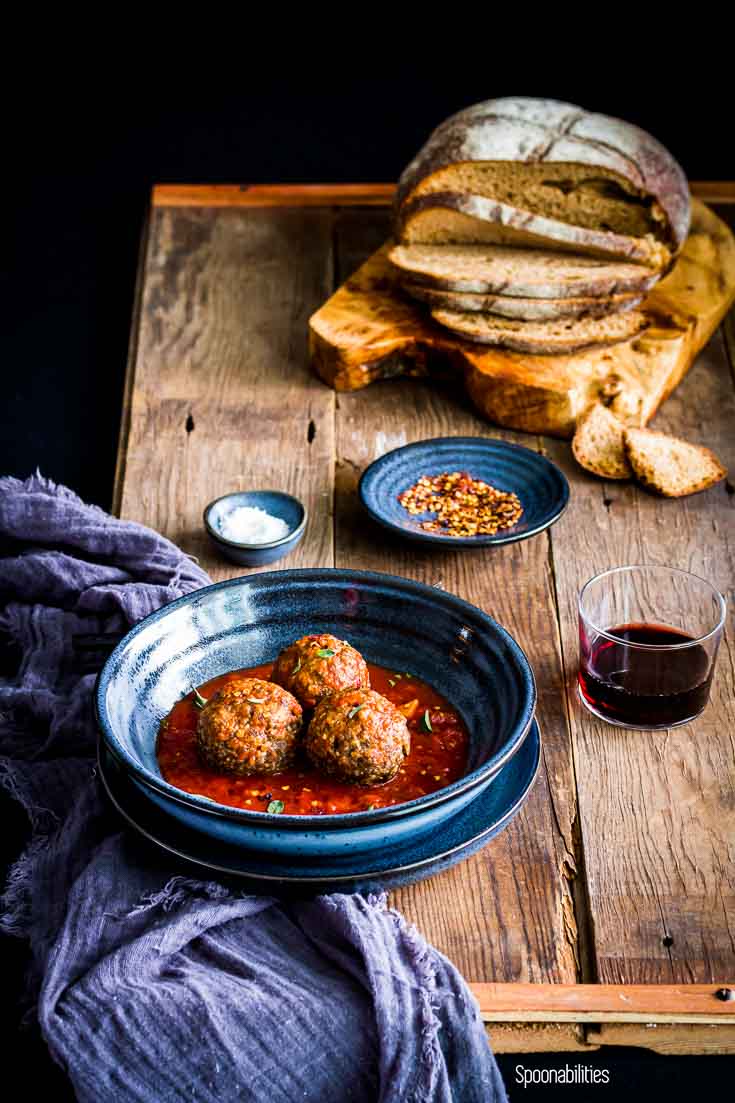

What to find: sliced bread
left=397, top=193, right=668, bottom=266
left=623, top=428, right=727, bottom=497
left=389, top=243, right=660, bottom=298
left=402, top=281, right=642, bottom=321
left=396, top=97, right=690, bottom=267
left=572, top=404, right=632, bottom=479
left=431, top=307, right=648, bottom=354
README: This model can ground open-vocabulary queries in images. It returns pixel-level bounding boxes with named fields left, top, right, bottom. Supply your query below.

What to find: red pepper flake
left=398, top=471, right=522, bottom=537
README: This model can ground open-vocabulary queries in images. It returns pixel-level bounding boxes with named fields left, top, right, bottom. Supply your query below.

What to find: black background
left=2, top=44, right=733, bottom=1097
left=4, top=50, right=735, bottom=507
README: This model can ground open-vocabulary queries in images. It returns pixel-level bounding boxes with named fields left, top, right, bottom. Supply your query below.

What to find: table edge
left=151, top=182, right=735, bottom=208
left=470, top=983, right=735, bottom=1023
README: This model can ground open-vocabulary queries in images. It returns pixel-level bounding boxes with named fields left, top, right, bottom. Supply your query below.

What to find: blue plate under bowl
left=359, top=436, right=569, bottom=548
left=204, top=490, right=307, bottom=566
left=95, top=569, right=536, bottom=859
left=97, top=720, right=541, bottom=891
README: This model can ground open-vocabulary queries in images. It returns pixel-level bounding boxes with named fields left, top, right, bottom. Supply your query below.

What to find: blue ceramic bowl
left=203, top=490, right=307, bottom=566
left=359, top=436, right=569, bottom=548
left=135, top=761, right=491, bottom=857
left=97, top=722, right=541, bottom=890
left=95, top=570, right=536, bottom=858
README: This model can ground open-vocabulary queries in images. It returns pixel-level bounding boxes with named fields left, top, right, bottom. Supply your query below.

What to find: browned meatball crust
left=196, top=678, right=302, bottom=776
left=305, top=688, right=410, bottom=786
left=271, top=634, right=369, bottom=710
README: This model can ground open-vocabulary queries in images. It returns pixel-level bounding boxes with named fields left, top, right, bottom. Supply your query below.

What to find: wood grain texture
left=309, top=200, right=735, bottom=438
left=335, top=393, right=580, bottom=983
left=470, top=983, right=735, bottom=1022
left=585, top=1023, right=735, bottom=1055
left=153, top=184, right=396, bottom=208
left=116, top=205, right=335, bottom=577
left=332, top=212, right=582, bottom=985
left=333, top=208, right=393, bottom=285
left=546, top=323, right=735, bottom=985
left=115, top=195, right=735, bottom=1050
left=113, top=210, right=150, bottom=517
left=491, top=1023, right=590, bottom=1052
left=152, top=182, right=735, bottom=209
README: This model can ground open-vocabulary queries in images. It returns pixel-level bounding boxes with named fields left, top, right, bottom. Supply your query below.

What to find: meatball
left=271, top=633, right=369, bottom=710
left=196, top=678, right=302, bottom=776
left=305, top=688, right=410, bottom=786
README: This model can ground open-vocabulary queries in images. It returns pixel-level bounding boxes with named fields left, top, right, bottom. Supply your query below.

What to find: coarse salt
left=217, top=505, right=290, bottom=544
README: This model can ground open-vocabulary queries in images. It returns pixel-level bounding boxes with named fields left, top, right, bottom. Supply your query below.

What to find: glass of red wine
left=578, top=566, right=726, bottom=729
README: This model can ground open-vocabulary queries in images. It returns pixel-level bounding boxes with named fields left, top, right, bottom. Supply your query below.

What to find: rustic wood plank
left=546, top=326, right=735, bottom=984
left=115, top=205, right=335, bottom=577
left=585, top=1022, right=735, bottom=1054
left=152, top=182, right=735, bottom=209
left=333, top=208, right=392, bottom=285
left=334, top=387, right=580, bottom=985
left=716, top=202, right=735, bottom=389
left=725, top=310, right=735, bottom=391
left=153, top=184, right=395, bottom=208
left=333, top=212, right=583, bottom=986
left=691, top=182, right=735, bottom=205
left=470, top=983, right=735, bottom=1023
left=115, top=193, right=735, bottom=1052
left=491, top=1023, right=590, bottom=1052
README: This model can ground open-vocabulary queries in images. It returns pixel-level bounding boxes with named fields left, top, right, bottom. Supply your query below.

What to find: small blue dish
left=97, top=720, right=541, bottom=891
left=95, top=570, right=536, bottom=860
left=359, top=436, right=569, bottom=548
left=203, top=490, right=307, bottom=566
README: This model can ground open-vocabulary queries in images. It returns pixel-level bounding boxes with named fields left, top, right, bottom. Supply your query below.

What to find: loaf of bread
left=431, top=307, right=648, bottom=354
left=402, top=281, right=642, bottom=321
left=395, top=97, right=690, bottom=268
left=309, top=201, right=735, bottom=438
left=389, top=243, right=660, bottom=297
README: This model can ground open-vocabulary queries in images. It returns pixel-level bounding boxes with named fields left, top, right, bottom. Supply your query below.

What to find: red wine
left=579, top=622, right=713, bottom=728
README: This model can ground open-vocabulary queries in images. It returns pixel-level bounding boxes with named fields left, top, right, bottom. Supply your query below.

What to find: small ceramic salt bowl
left=203, top=490, right=307, bottom=566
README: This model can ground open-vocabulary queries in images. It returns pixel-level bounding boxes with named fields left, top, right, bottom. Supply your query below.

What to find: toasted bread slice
left=573, top=404, right=632, bottom=479
left=624, top=428, right=727, bottom=497
left=431, top=307, right=647, bottom=354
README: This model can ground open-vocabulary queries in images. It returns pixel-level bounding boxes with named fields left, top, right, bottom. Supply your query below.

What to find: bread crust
left=395, top=97, right=690, bottom=256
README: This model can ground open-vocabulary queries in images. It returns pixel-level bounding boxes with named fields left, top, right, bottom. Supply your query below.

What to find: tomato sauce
left=156, top=662, right=469, bottom=815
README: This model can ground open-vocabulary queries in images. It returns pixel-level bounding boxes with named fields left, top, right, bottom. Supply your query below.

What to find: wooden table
left=114, top=183, right=735, bottom=1055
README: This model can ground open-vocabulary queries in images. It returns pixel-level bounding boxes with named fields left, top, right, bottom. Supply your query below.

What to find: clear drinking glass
left=578, top=565, right=726, bottom=729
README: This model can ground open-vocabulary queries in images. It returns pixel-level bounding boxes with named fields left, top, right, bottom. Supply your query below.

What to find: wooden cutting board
left=309, top=198, right=735, bottom=437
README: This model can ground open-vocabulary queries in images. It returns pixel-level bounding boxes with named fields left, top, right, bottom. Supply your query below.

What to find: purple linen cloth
left=0, top=474, right=506, bottom=1103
